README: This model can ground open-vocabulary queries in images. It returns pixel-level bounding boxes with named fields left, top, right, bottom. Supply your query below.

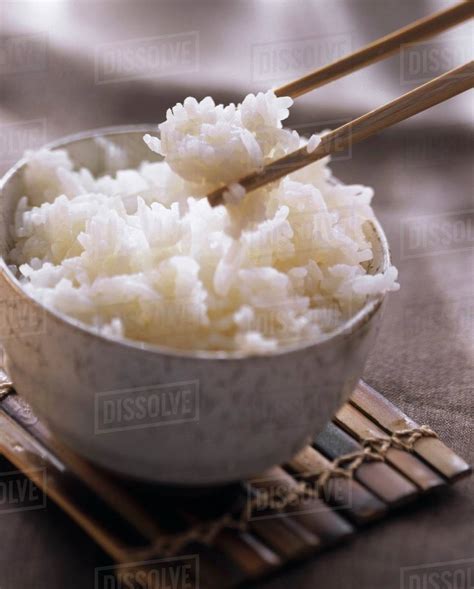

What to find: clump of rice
left=10, top=91, right=399, bottom=353
left=306, top=134, right=321, bottom=154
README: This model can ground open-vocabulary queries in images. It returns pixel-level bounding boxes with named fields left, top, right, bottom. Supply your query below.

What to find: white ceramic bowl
left=0, top=127, right=390, bottom=485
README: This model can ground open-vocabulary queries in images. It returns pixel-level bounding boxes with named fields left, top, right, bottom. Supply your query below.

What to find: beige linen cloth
left=0, top=1, right=472, bottom=587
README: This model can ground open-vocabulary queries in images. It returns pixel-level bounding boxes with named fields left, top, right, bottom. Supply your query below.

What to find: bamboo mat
left=0, top=375, right=470, bottom=589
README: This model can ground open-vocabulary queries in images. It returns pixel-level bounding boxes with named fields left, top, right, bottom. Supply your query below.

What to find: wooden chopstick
left=208, top=61, right=473, bottom=206
left=275, top=1, right=474, bottom=99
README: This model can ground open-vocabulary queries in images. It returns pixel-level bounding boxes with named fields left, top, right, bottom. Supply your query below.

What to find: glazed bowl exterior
left=0, top=127, right=390, bottom=484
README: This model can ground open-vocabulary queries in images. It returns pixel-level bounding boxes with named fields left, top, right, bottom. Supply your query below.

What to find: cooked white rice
left=10, top=91, right=399, bottom=353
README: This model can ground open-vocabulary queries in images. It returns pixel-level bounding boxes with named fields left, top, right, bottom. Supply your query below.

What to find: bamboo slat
left=287, top=444, right=387, bottom=524
left=315, top=422, right=419, bottom=506
left=351, top=381, right=472, bottom=482
left=333, top=405, right=445, bottom=492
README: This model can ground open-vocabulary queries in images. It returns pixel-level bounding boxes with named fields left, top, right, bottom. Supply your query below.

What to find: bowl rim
left=0, top=125, right=391, bottom=361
